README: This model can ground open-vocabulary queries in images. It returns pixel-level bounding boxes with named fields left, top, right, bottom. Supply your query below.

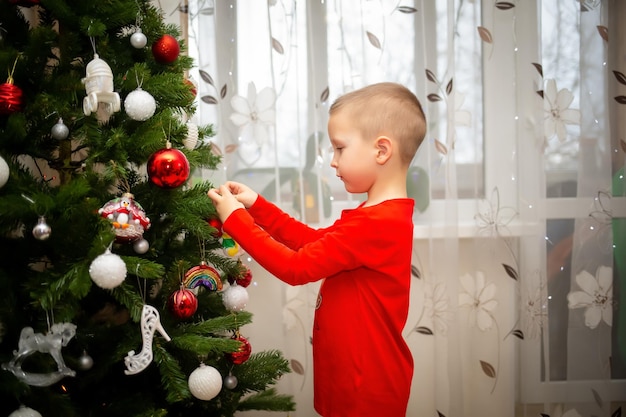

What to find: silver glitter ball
left=78, top=351, right=94, bottom=370
left=32, top=216, right=51, bottom=240
left=51, top=118, right=69, bottom=140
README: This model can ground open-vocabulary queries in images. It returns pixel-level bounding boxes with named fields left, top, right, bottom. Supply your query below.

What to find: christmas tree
left=0, top=1, right=295, bottom=416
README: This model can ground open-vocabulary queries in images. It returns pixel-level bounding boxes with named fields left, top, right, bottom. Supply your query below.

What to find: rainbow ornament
left=183, top=262, right=223, bottom=291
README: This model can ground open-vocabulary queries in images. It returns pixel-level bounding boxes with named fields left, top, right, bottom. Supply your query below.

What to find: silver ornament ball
left=224, top=374, right=238, bottom=389
left=32, top=216, right=51, bottom=240
left=133, top=238, right=150, bottom=254
left=124, top=88, right=156, bottom=121
left=78, top=351, right=94, bottom=370
left=130, top=30, right=148, bottom=49
left=51, top=118, right=70, bottom=140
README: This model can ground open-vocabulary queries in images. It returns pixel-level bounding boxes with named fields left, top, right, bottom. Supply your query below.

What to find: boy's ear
left=374, top=136, right=392, bottom=164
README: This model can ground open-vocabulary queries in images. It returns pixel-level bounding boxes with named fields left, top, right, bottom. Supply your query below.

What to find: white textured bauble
left=133, top=238, right=150, bottom=254
left=0, top=155, right=9, bottom=188
left=9, top=406, right=42, bottom=417
left=124, top=88, right=156, bottom=121
left=221, top=284, right=249, bottom=312
left=188, top=364, right=223, bottom=401
left=130, top=29, right=148, bottom=49
left=183, top=122, right=199, bottom=150
left=89, top=249, right=127, bottom=289
left=51, top=118, right=70, bottom=140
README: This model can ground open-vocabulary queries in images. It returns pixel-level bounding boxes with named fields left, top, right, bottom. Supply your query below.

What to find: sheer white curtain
left=186, top=0, right=625, bottom=415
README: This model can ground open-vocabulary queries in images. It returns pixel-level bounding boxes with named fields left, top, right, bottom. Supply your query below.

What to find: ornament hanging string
left=135, top=263, right=147, bottom=303
left=6, top=54, right=20, bottom=84
left=89, top=36, right=97, bottom=56
left=197, top=237, right=207, bottom=263
left=163, top=121, right=172, bottom=146
left=134, top=71, right=144, bottom=90
left=134, top=0, right=143, bottom=28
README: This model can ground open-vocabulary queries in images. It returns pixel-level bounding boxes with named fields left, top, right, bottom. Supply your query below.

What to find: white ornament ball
left=188, top=364, right=223, bottom=401
left=221, top=284, right=249, bottom=312
left=9, top=406, right=42, bottom=417
left=133, top=238, right=150, bottom=254
left=183, top=122, right=199, bottom=150
left=124, top=88, right=156, bottom=121
left=130, top=29, right=148, bottom=49
left=89, top=249, right=127, bottom=289
left=0, top=155, right=9, bottom=188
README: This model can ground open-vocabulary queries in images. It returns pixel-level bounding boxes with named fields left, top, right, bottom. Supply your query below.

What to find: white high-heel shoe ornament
left=124, top=304, right=171, bottom=375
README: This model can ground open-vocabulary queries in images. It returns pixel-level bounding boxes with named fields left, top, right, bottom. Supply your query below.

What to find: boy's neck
left=363, top=173, right=408, bottom=207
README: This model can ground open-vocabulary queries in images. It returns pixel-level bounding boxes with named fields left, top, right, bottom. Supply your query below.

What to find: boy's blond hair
left=329, top=82, right=427, bottom=165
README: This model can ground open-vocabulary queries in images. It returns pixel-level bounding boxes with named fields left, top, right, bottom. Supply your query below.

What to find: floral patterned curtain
left=186, top=0, right=625, bottom=415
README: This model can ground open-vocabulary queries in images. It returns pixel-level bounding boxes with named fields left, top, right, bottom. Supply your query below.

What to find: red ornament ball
left=147, top=147, right=190, bottom=188
left=0, top=82, right=23, bottom=115
left=208, top=218, right=223, bottom=238
left=168, top=287, right=198, bottom=320
left=152, top=34, right=180, bottom=64
left=226, top=335, right=252, bottom=365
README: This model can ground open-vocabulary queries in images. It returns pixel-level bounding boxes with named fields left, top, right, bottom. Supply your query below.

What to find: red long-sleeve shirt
left=223, top=196, right=414, bottom=417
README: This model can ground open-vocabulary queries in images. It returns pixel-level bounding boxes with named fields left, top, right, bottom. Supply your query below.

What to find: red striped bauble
left=167, top=287, right=198, bottom=320
left=0, top=82, right=23, bottom=115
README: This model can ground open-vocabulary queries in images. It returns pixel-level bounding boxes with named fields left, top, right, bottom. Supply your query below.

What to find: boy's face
left=328, top=111, right=380, bottom=194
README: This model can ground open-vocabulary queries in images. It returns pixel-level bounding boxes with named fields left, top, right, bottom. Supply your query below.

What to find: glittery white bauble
left=183, top=122, right=199, bottom=150
left=221, top=284, right=249, bottom=312
left=9, top=406, right=42, bottom=417
left=130, top=29, right=148, bottom=49
left=124, top=88, right=156, bottom=121
left=89, top=249, right=127, bottom=289
left=188, top=364, right=222, bottom=401
left=0, top=155, right=9, bottom=188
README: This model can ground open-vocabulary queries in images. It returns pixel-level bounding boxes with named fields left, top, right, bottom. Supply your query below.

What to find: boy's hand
left=207, top=185, right=245, bottom=222
left=224, top=181, right=258, bottom=208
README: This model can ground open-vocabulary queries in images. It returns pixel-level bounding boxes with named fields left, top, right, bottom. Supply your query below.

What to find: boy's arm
left=222, top=207, right=358, bottom=286
left=246, top=195, right=324, bottom=249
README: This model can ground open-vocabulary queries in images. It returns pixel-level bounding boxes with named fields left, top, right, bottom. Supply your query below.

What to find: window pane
left=542, top=1, right=581, bottom=190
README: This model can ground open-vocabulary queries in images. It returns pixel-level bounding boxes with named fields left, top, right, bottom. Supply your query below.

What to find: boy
left=208, top=82, right=427, bottom=417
